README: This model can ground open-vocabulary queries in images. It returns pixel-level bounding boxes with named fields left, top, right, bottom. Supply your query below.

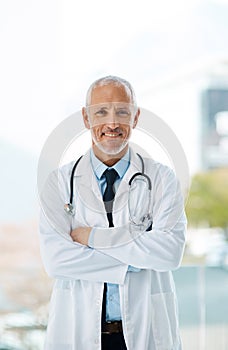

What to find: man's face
left=83, top=83, right=140, bottom=161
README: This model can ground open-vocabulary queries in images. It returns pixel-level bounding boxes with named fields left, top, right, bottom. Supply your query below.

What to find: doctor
left=39, top=75, right=187, bottom=350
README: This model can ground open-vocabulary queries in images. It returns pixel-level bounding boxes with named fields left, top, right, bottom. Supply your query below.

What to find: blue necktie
left=102, top=168, right=119, bottom=326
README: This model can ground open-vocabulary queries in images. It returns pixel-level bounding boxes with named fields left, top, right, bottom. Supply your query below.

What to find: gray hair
left=85, top=75, right=137, bottom=107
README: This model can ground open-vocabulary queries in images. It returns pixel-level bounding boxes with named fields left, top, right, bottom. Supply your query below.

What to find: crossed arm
left=71, top=227, right=91, bottom=245
left=70, top=167, right=187, bottom=271
left=40, top=165, right=186, bottom=282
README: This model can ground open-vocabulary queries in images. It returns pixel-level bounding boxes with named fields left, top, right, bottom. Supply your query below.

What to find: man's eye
left=95, top=110, right=107, bottom=116
left=116, top=109, right=130, bottom=116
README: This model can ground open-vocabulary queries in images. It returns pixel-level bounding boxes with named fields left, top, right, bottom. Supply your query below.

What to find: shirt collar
left=90, top=148, right=130, bottom=180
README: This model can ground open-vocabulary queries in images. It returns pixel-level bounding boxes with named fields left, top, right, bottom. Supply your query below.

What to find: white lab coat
left=39, top=148, right=187, bottom=350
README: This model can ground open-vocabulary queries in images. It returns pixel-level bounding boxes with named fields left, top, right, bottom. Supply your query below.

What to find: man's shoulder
left=140, top=156, right=177, bottom=186
left=141, top=155, right=173, bottom=173
left=129, top=148, right=175, bottom=178
left=46, top=158, right=82, bottom=185
left=58, top=158, right=82, bottom=177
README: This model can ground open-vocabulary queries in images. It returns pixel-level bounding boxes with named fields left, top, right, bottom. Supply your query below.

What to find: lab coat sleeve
left=89, top=166, right=187, bottom=272
left=39, top=169, right=128, bottom=284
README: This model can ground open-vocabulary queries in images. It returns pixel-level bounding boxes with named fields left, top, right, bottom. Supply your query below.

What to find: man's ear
left=133, top=108, right=140, bottom=129
left=82, top=107, right=90, bottom=129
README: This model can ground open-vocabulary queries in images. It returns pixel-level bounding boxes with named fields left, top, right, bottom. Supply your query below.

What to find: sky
left=0, top=0, right=228, bottom=190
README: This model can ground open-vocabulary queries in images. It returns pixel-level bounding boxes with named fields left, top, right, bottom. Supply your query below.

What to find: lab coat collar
left=70, top=146, right=143, bottom=220
left=73, top=146, right=142, bottom=200
left=74, top=146, right=142, bottom=179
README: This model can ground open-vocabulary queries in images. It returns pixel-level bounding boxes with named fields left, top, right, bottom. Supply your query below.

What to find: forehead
left=90, top=83, right=131, bottom=105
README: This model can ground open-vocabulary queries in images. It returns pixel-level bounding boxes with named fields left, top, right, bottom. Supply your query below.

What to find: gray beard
left=91, top=136, right=129, bottom=155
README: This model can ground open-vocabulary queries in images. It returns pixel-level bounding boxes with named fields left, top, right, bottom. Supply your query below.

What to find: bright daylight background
left=0, top=0, right=228, bottom=349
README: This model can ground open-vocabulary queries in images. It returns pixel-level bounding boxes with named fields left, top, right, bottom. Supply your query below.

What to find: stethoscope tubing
left=65, top=153, right=151, bottom=216
left=69, top=155, right=83, bottom=204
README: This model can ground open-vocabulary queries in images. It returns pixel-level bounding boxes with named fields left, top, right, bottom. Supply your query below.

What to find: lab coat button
left=94, top=339, right=99, bottom=344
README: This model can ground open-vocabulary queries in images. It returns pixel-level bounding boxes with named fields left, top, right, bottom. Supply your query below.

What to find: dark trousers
left=102, top=333, right=127, bottom=350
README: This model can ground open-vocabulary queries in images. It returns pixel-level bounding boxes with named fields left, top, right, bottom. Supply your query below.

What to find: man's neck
left=92, top=145, right=129, bottom=166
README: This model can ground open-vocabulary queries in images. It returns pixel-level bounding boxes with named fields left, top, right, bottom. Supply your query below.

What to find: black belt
left=102, top=321, right=123, bottom=334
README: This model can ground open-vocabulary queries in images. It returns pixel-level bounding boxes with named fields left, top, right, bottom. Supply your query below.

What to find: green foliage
left=186, top=168, right=228, bottom=228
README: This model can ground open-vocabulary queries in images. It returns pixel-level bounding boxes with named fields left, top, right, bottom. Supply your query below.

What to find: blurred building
left=201, top=83, right=228, bottom=169
left=140, top=58, right=228, bottom=174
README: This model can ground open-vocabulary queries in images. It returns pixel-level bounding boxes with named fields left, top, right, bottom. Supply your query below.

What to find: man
left=39, top=75, right=186, bottom=350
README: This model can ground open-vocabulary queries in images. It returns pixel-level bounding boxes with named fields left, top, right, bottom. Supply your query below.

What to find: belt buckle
left=102, top=321, right=111, bottom=336
left=102, top=321, right=123, bottom=335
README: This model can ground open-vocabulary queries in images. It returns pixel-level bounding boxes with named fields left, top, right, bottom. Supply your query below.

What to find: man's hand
left=70, top=227, right=92, bottom=246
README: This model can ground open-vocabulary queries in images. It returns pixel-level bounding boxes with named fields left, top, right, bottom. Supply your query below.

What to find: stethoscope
left=64, top=153, right=152, bottom=227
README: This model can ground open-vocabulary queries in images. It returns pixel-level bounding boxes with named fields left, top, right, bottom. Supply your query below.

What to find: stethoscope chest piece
left=64, top=203, right=75, bottom=216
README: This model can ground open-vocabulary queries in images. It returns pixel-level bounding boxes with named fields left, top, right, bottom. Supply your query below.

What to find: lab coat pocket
left=45, top=281, right=74, bottom=350
left=150, top=292, right=179, bottom=350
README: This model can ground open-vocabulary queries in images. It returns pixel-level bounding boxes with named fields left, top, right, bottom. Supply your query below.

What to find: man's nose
left=106, top=110, right=120, bottom=127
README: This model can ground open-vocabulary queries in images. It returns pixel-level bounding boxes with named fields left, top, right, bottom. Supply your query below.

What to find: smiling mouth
left=101, top=132, right=123, bottom=137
